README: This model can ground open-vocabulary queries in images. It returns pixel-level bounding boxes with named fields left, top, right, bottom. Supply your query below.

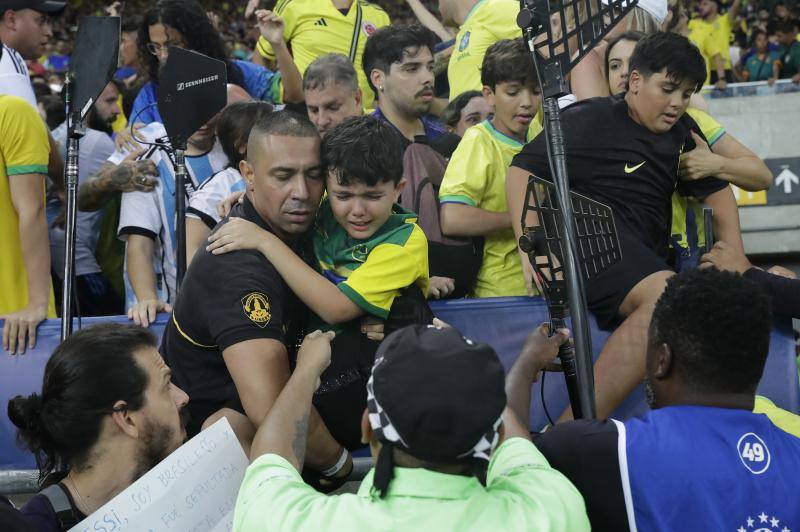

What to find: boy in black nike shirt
left=506, top=32, right=743, bottom=420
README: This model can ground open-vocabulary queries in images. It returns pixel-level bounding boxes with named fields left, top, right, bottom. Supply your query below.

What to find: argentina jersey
left=0, top=43, right=37, bottom=108
left=187, top=166, right=245, bottom=228
left=116, top=122, right=228, bottom=309
left=617, top=406, right=800, bottom=531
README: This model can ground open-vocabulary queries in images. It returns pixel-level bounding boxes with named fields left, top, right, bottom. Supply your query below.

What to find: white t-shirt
left=115, top=123, right=228, bottom=308
left=186, top=166, right=245, bottom=228
left=50, top=124, right=116, bottom=277
left=0, top=43, right=36, bottom=108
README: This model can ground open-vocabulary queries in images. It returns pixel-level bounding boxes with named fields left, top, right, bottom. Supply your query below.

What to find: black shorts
left=313, top=326, right=379, bottom=451
left=585, top=231, right=672, bottom=329
left=313, top=288, right=434, bottom=450
left=185, top=393, right=245, bottom=437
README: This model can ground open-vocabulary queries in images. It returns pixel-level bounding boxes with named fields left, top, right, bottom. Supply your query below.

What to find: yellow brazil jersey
left=690, top=15, right=732, bottom=71
left=314, top=200, right=429, bottom=321
left=0, top=95, right=56, bottom=317
left=440, top=119, right=540, bottom=298
left=111, top=94, right=127, bottom=133
left=448, top=0, right=521, bottom=98
left=255, top=0, right=390, bottom=110
left=670, top=107, right=726, bottom=250
left=754, top=396, right=800, bottom=438
left=688, top=19, right=715, bottom=84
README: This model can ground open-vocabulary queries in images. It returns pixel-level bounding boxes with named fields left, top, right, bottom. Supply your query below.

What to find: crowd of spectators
left=2, top=0, right=800, bottom=530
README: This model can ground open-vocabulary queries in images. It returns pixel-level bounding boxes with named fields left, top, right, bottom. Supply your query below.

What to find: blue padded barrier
left=2, top=297, right=798, bottom=469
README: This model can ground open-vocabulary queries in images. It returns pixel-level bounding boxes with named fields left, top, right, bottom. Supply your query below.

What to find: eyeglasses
left=146, top=40, right=184, bottom=56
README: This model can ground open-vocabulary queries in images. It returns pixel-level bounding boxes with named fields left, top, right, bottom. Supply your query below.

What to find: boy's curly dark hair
left=322, top=116, right=405, bottom=187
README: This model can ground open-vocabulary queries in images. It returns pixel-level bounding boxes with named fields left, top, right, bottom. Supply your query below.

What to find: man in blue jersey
left=522, top=268, right=800, bottom=531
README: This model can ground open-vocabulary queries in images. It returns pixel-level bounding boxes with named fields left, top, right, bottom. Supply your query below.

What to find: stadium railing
left=2, top=296, right=798, bottom=494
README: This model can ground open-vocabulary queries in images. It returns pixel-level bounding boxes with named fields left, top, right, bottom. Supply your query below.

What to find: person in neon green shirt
left=233, top=321, right=589, bottom=532
left=440, top=0, right=521, bottom=98
left=440, top=38, right=542, bottom=298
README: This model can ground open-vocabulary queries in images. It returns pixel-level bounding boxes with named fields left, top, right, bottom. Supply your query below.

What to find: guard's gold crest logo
left=242, top=292, right=271, bottom=328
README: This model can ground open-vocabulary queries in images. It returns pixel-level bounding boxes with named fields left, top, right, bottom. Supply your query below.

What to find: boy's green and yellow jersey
left=313, top=199, right=429, bottom=321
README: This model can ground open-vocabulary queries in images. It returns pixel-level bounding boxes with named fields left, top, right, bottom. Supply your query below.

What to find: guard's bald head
left=227, top=83, right=252, bottom=105
left=246, top=110, right=320, bottom=166
left=239, top=111, right=324, bottom=242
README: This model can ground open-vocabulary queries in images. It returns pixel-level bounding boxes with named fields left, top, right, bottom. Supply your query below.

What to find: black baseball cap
left=0, top=0, right=66, bottom=14
left=367, top=325, right=506, bottom=496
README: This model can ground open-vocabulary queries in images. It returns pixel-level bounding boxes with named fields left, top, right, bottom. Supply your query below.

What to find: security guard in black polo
left=159, top=112, right=346, bottom=483
left=160, top=195, right=309, bottom=436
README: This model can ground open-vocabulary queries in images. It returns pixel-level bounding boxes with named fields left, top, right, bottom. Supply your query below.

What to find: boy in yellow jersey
left=255, top=0, right=390, bottom=109
left=439, top=39, right=541, bottom=298
left=0, top=95, right=56, bottom=355
left=691, top=0, right=742, bottom=89
left=208, top=115, right=430, bottom=450
left=440, top=0, right=521, bottom=97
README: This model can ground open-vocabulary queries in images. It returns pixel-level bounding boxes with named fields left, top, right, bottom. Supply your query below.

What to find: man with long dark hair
left=130, top=0, right=301, bottom=125
left=8, top=323, right=189, bottom=531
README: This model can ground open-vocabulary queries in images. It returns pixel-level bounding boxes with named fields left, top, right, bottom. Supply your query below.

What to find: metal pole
left=60, top=74, right=83, bottom=341
left=175, top=148, right=187, bottom=291
left=541, top=97, right=596, bottom=419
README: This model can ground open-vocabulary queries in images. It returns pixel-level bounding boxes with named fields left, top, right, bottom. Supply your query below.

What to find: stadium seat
left=2, top=297, right=798, bottom=470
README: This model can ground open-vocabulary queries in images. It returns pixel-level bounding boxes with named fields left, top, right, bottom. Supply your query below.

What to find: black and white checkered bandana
left=366, top=352, right=503, bottom=461
left=365, top=324, right=506, bottom=497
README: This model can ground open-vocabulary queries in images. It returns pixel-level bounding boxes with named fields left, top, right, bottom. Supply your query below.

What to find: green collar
left=483, top=119, right=526, bottom=147
left=358, top=467, right=484, bottom=501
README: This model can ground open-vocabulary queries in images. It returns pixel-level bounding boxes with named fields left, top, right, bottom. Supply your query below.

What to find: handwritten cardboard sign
left=69, top=417, right=248, bottom=532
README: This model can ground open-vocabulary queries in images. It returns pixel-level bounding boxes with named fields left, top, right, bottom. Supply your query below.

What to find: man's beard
left=131, top=416, right=177, bottom=482
left=397, top=92, right=432, bottom=120
left=87, top=110, right=114, bottom=135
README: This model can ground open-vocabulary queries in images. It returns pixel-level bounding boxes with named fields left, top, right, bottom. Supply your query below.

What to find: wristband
left=321, top=448, right=349, bottom=477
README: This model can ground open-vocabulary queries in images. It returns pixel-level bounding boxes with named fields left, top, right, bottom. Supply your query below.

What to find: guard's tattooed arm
left=78, top=151, right=159, bottom=211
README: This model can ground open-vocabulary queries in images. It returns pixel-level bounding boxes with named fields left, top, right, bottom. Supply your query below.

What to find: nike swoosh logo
left=624, top=161, right=645, bottom=173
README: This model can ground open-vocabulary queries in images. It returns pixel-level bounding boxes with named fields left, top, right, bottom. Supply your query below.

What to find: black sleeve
left=511, top=133, right=552, bottom=179
left=744, top=267, right=800, bottom=318
left=186, top=206, right=218, bottom=230
left=533, top=419, right=629, bottom=532
left=205, top=250, right=289, bottom=351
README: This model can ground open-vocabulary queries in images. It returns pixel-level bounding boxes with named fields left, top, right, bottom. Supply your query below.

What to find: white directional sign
left=765, top=158, right=800, bottom=205
left=775, top=166, right=799, bottom=194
